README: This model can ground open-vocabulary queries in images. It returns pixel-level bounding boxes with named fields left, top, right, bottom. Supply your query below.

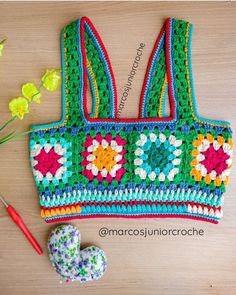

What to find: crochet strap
left=63, top=17, right=117, bottom=123
left=140, top=19, right=194, bottom=123
left=139, top=25, right=168, bottom=119
left=63, top=18, right=194, bottom=123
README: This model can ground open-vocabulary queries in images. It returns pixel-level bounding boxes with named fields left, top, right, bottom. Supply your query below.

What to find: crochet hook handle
left=0, top=196, right=43, bottom=255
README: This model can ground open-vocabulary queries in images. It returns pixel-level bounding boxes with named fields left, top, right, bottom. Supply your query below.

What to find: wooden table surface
left=0, top=2, right=236, bottom=295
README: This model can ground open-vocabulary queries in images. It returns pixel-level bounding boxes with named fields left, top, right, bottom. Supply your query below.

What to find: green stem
left=0, top=131, right=15, bottom=143
left=30, top=82, right=43, bottom=102
left=0, top=116, right=17, bottom=132
left=0, top=38, right=7, bottom=45
left=0, top=130, right=31, bottom=145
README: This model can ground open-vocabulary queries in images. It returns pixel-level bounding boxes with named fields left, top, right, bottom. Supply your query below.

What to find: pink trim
left=80, top=17, right=176, bottom=123
left=139, top=25, right=165, bottom=118
left=165, top=18, right=176, bottom=120
left=45, top=214, right=218, bottom=224
left=80, top=16, right=118, bottom=119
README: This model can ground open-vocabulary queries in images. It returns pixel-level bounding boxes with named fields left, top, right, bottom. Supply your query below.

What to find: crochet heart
left=48, top=224, right=107, bottom=283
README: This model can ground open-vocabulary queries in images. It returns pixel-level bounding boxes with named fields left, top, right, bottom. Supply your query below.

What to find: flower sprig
left=0, top=38, right=7, bottom=56
left=0, top=39, right=61, bottom=145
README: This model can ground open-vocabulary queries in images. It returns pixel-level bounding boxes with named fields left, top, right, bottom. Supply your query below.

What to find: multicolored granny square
left=29, top=17, right=233, bottom=223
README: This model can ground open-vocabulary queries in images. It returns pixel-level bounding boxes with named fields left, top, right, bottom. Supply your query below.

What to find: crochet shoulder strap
left=140, top=19, right=194, bottom=123
left=57, top=17, right=230, bottom=128
left=63, top=17, right=117, bottom=125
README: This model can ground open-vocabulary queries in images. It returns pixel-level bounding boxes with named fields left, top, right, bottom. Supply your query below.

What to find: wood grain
left=0, top=2, right=236, bottom=295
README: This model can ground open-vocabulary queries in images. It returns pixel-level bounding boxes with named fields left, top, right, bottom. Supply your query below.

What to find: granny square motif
left=29, top=17, right=233, bottom=223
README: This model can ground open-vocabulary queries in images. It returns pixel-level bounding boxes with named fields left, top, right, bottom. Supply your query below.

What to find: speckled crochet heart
left=47, top=224, right=107, bottom=283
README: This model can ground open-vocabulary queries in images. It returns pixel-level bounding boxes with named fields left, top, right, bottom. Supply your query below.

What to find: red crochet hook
left=0, top=195, right=43, bottom=255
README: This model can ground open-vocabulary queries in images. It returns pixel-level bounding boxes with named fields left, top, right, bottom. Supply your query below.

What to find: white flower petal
left=31, top=159, right=38, bottom=166
left=224, top=168, right=231, bottom=176
left=167, top=168, right=179, bottom=181
left=134, top=158, right=143, bottom=166
left=135, top=167, right=141, bottom=176
left=195, top=163, right=203, bottom=171
left=58, top=157, right=67, bottom=164
left=92, top=140, right=99, bottom=149
left=213, top=140, right=220, bottom=151
left=223, top=143, right=231, bottom=154
left=169, top=135, right=176, bottom=145
left=101, top=139, right=108, bottom=149
left=148, top=171, right=156, bottom=181
left=86, top=163, right=93, bottom=170
left=110, top=140, right=118, bottom=149
left=140, top=134, right=147, bottom=142
left=173, top=149, right=182, bottom=156
left=54, top=144, right=66, bottom=155
left=34, top=170, right=43, bottom=181
left=159, top=133, right=166, bottom=143
left=110, top=164, right=121, bottom=177
left=174, top=140, right=182, bottom=147
left=196, top=154, right=205, bottom=162
left=198, top=140, right=210, bottom=152
left=158, top=172, right=166, bottom=181
left=171, top=167, right=179, bottom=175
left=114, top=145, right=122, bottom=153
left=101, top=168, right=108, bottom=177
left=91, top=165, right=99, bottom=176
left=209, top=170, right=217, bottom=180
left=135, top=168, right=146, bottom=179
left=136, top=134, right=147, bottom=146
left=31, top=144, right=42, bottom=157
left=114, top=154, right=122, bottom=162
left=87, top=145, right=96, bottom=152
left=87, top=154, right=96, bottom=161
left=200, top=166, right=207, bottom=177
left=44, top=143, right=52, bottom=153
left=46, top=172, right=52, bottom=180
left=220, top=171, right=227, bottom=181
left=55, top=167, right=66, bottom=179
left=149, top=133, right=157, bottom=142
left=135, top=148, right=144, bottom=156
left=172, top=158, right=181, bottom=165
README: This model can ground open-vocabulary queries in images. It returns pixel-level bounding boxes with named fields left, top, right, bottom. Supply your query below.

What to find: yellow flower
left=9, top=97, right=29, bottom=120
left=42, top=69, right=61, bottom=92
left=22, top=83, right=41, bottom=103
left=0, top=38, right=7, bottom=57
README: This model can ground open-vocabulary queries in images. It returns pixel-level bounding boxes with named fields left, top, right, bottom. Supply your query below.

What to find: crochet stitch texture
left=30, top=17, right=233, bottom=223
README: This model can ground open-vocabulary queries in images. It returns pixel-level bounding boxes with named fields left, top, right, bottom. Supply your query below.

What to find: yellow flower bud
left=22, top=83, right=41, bottom=103
left=0, top=38, right=6, bottom=57
left=42, top=69, right=61, bottom=92
left=8, top=97, right=29, bottom=120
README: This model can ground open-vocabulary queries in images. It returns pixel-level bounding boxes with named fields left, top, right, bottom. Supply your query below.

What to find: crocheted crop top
left=30, top=17, right=233, bottom=223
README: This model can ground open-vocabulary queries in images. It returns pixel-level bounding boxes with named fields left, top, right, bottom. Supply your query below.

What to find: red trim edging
left=45, top=213, right=218, bottom=224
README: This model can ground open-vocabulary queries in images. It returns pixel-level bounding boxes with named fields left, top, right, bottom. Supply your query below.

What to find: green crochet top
left=29, top=17, right=233, bottom=223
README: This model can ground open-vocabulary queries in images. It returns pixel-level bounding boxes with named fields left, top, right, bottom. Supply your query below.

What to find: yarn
left=29, top=17, right=233, bottom=224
